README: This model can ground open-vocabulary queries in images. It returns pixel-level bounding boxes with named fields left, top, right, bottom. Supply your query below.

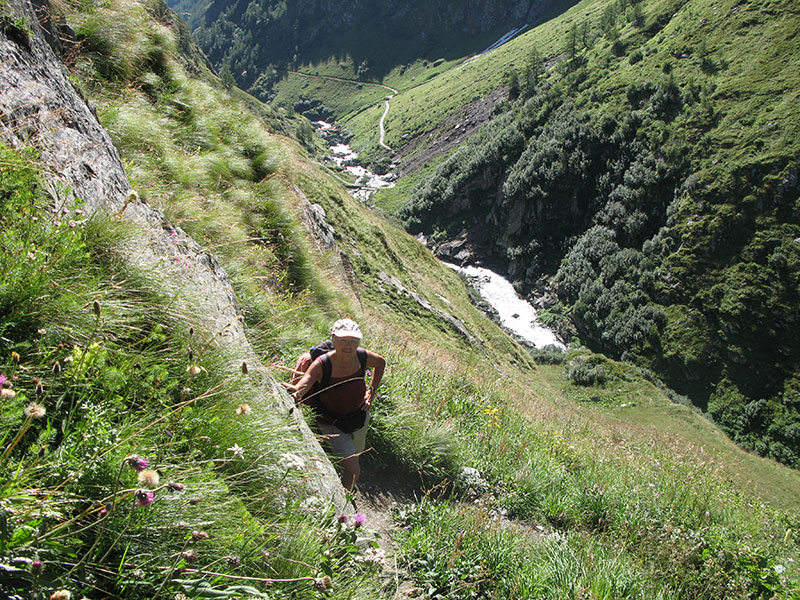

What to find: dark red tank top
left=317, top=366, right=366, bottom=416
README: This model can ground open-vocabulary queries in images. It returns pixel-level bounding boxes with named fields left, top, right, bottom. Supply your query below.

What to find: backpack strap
left=318, top=352, right=333, bottom=387
left=356, top=348, right=367, bottom=374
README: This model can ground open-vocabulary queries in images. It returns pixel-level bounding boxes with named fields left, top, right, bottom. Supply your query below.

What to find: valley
left=1, top=0, right=799, bottom=598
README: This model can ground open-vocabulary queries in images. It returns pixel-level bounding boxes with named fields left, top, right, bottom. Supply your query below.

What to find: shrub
left=567, top=356, right=608, bottom=386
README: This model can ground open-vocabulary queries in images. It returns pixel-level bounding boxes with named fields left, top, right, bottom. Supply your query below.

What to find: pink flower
left=0, top=374, right=6, bottom=386
left=135, top=490, right=155, bottom=506
left=353, top=512, right=366, bottom=527
left=126, top=455, right=149, bottom=471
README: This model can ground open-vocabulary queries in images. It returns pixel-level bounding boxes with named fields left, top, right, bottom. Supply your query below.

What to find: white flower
left=227, top=444, right=245, bottom=459
left=354, top=547, right=387, bottom=566
left=279, top=452, right=305, bottom=470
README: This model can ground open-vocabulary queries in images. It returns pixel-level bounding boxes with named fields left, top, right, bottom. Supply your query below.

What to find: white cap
left=330, top=318, right=362, bottom=339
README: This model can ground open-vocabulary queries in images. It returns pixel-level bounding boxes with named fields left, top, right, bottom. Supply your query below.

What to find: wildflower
left=32, top=559, right=43, bottom=572
left=125, top=455, right=149, bottom=471
left=0, top=375, right=6, bottom=386
left=52, top=361, right=61, bottom=374
left=24, top=403, right=46, bottom=419
left=191, top=530, right=209, bottom=541
left=279, top=452, right=304, bottom=470
left=1, top=388, right=16, bottom=399
left=11, top=351, right=20, bottom=363
left=92, top=299, right=101, bottom=317
left=137, top=469, right=160, bottom=488
left=180, top=549, right=198, bottom=562
left=241, top=361, right=248, bottom=374
left=187, top=364, right=202, bottom=375
left=50, top=591, right=71, bottom=600
left=34, top=378, right=44, bottom=395
left=313, top=576, right=332, bottom=591
left=189, top=497, right=201, bottom=505
left=354, top=547, right=386, bottom=566
left=37, top=328, right=46, bottom=335
left=226, top=555, right=241, bottom=567
left=337, top=513, right=349, bottom=524
left=99, top=508, right=108, bottom=517
left=135, top=489, right=156, bottom=506
left=353, top=513, right=366, bottom=528
left=227, top=443, right=244, bottom=458
left=168, top=482, right=185, bottom=491
left=236, top=403, right=251, bottom=415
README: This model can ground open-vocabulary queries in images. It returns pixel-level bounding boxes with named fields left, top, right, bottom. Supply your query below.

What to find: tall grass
left=0, top=144, right=387, bottom=598
left=370, top=337, right=800, bottom=598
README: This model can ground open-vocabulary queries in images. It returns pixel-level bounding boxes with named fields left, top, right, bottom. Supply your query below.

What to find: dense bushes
left=399, top=27, right=800, bottom=468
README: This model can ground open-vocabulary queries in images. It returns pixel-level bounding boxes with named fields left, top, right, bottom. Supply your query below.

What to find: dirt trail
left=354, top=459, right=423, bottom=598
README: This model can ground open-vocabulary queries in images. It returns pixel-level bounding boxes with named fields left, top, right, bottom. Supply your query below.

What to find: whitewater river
left=446, top=263, right=566, bottom=350
left=315, top=121, right=395, bottom=204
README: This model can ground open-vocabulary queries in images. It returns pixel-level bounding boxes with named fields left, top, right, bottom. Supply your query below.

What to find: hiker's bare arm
left=289, top=353, right=312, bottom=385
left=362, top=351, right=386, bottom=409
left=281, top=359, right=322, bottom=401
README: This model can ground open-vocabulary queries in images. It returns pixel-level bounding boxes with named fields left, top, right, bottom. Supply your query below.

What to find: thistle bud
left=241, top=361, right=248, bottom=375
left=92, top=299, right=101, bottom=317
left=52, top=361, right=61, bottom=374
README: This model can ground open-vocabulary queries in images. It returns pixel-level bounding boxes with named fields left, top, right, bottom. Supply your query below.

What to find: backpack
left=292, top=341, right=368, bottom=433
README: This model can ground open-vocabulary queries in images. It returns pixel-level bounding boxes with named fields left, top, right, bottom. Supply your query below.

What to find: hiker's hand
left=362, top=388, right=375, bottom=410
left=281, top=382, right=300, bottom=402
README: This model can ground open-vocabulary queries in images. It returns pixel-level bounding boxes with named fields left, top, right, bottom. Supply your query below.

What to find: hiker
left=283, top=319, right=385, bottom=491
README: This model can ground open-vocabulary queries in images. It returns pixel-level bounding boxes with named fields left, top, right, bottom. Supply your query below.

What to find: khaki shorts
left=318, top=411, right=370, bottom=459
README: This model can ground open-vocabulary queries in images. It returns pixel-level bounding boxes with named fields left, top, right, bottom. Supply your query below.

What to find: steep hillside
left=175, top=0, right=800, bottom=470
left=393, top=0, right=800, bottom=469
left=2, top=1, right=800, bottom=599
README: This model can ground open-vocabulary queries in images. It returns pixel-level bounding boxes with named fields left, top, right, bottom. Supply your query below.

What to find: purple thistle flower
left=135, top=489, right=156, bottom=506
left=126, top=455, right=149, bottom=471
left=353, top=512, right=366, bottom=527
left=0, top=374, right=7, bottom=386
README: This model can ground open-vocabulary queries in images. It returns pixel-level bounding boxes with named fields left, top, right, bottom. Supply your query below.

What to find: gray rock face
left=0, top=0, right=348, bottom=508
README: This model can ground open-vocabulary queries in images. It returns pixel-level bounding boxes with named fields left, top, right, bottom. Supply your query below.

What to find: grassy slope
left=78, top=0, right=800, bottom=547
left=3, top=0, right=800, bottom=596
left=361, top=0, right=800, bottom=172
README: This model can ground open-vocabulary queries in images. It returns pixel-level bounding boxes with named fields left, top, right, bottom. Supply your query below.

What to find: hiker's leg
left=319, top=423, right=360, bottom=490
left=352, top=412, right=370, bottom=453
left=341, top=455, right=360, bottom=491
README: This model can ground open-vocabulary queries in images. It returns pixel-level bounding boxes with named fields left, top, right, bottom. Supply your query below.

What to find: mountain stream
left=446, top=263, right=566, bottom=350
